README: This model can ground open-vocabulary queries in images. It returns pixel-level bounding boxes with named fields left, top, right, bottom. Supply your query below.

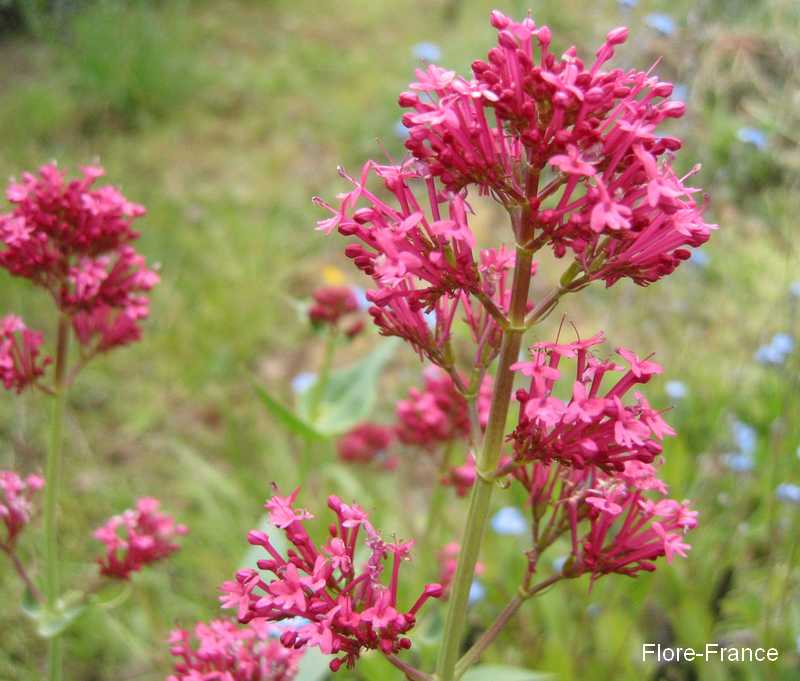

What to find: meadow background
left=0, top=0, right=798, bottom=679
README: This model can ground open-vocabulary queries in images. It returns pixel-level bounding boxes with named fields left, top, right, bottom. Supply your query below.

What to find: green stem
left=423, top=442, right=455, bottom=548
left=44, top=316, right=69, bottom=681
left=435, top=242, right=535, bottom=681
left=308, top=328, right=338, bottom=423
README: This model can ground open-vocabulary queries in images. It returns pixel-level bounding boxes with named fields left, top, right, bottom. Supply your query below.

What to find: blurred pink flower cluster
left=307, top=285, right=365, bottom=338
left=168, top=619, right=302, bottom=681
left=0, top=470, right=44, bottom=549
left=0, top=164, right=158, bottom=384
left=221, top=489, right=442, bottom=671
left=94, top=497, right=187, bottom=580
left=0, top=315, right=50, bottom=393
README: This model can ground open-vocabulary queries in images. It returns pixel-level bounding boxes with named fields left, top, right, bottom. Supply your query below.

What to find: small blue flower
left=776, top=483, right=800, bottom=505
left=732, top=420, right=757, bottom=455
left=689, top=249, right=710, bottom=268
left=271, top=616, right=310, bottom=631
left=790, top=281, right=800, bottom=298
left=665, top=380, right=688, bottom=400
left=618, top=0, right=638, bottom=8
left=412, top=42, right=442, bottom=62
left=552, top=556, right=567, bottom=574
left=645, top=13, right=677, bottom=36
left=291, top=372, right=317, bottom=394
left=423, top=308, right=437, bottom=330
left=351, top=286, right=371, bottom=311
left=771, top=333, right=795, bottom=355
left=736, top=127, right=768, bottom=151
left=393, top=119, right=410, bottom=141
left=491, top=507, right=528, bottom=535
left=722, top=452, right=755, bottom=473
left=468, top=580, right=486, bottom=605
left=671, top=84, right=689, bottom=102
left=755, top=343, right=786, bottom=365
left=755, top=332, right=795, bottom=365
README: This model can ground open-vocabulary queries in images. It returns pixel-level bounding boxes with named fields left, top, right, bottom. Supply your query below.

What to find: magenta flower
left=221, top=490, right=442, bottom=671
left=0, top=164, right=158, bottom=358
left=0, top=471, right=44, bottom=549
left=337, top=422, right=394, bottom=466
left=93, top=497, right=187, bottom=580
left=0, top=315, right=51, bottom=393
left=167, top=618, right=303, bottom=681
left=308, top=286, right=364, bottom=338
left=509, top=333, right=674, bottom=471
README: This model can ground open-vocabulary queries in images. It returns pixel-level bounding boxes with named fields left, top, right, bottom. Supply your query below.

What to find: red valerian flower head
left=337, top=422, right=395, bottom=466
left=93, top=497, right=187, bottom=579
left=515, top=459, right=696, bottom=581
left=167, top=618, right=303, bottom=681
left=0, top=470, right=44, bottom=548
left=397, top=13, right=715, bottom=286
left=0, top=164, right=158, bottom=354
left=308, top=286, right=365, bottom=338
left=0, top=315, right=51, bottom=393
left=509, top=332, right=674, bottom=472
left=220, top=489, right=442, bottom=671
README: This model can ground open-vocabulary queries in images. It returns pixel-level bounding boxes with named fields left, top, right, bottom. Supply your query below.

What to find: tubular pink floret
left=0, top=315, right=51, bottom=393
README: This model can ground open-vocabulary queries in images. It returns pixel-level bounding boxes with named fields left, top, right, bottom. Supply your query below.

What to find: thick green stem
left=44, top=316, right=69, bottom=681
left=435, top=243, right=534, bottom=681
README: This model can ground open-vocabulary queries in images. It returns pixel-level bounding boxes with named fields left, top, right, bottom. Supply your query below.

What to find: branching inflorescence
left=306, top=10, right=714, bottom=680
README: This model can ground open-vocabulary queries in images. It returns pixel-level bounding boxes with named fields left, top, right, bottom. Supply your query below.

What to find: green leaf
left=22, top=591, right=87, bottom=638
left=294, top=646, right=330, bottom=681
left=461, top=665, right=554, bottom=681
left=254, top=384, right=324, bottom=441
left=298, top=339, right=398, bottom=435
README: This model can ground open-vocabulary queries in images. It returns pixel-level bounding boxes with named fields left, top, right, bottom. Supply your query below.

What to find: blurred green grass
left=0, top=0, right=798, bottom=680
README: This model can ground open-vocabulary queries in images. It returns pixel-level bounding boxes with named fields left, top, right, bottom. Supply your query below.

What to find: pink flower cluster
left=399, top=12, right=715, bottom=286
left=167, top=619, right=302, bottom=681
left=0, top=164, right=158, bottom=376
left=0, top=315, right=50, bottom=393
left=308, top=286, right=365, bottom=338
left=510, top=333, right=673, bottom=471
left=395, top=366, right=483, bottom=448
left=0, top=471, right=44, bottom=549
left=220, top=489, right=442, bottom=671
left=336, top=422, right=395, bottom=467
left=316, top=163, right=518, bottom=366
left=93, top=497, right=187, bottom=580
left=517, top=459, right=696, bottom=580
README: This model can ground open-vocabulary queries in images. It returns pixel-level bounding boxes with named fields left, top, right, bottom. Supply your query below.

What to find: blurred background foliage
left=0, top=0, right=798, bottom=679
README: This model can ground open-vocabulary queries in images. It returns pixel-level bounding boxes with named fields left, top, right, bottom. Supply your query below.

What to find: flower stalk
left=435, top=236, right=535, bottom=681
left=44, top=315, right=69, bottom=681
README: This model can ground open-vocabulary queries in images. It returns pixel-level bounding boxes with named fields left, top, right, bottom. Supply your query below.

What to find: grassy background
left=0, top=0, right=798, bottom=679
